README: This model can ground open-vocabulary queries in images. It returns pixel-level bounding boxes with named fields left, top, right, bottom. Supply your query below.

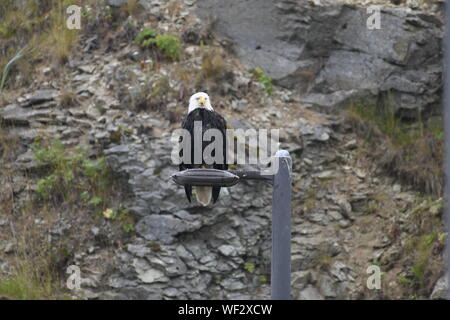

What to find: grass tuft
left=0, top=1, right=82, bottom=91
left=344, top=100, right=444, bottom=195
left=0, top=47, right=27, bottom=94
left=0, top=261, right=59, bottom=300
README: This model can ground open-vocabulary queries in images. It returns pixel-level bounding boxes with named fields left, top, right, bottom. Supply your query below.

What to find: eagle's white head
left=188, top=92, right=214, bottom=114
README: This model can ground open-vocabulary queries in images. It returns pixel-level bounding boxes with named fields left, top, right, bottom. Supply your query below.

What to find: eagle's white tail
left=194, top=186, right=212, bottom=206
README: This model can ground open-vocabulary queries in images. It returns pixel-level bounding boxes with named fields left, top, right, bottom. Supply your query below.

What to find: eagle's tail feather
left=184, top=185, right=192, bottom=203
left=195, top=186, right=212, bottom=206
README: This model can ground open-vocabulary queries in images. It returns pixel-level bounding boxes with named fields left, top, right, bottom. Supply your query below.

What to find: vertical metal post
left=445, top=0, right=450, bottom=300
left=271, top=150, right=292, bottom=300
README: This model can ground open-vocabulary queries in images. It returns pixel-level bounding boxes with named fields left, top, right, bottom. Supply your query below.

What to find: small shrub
left=135, top=28, right=158, bottom=47
left=87, top=196, right=102, bottom=206
left=135, top=29, right=182, bottom=61
left=250, top=67, right=273, bottom=95
left=36, top=174, right=58, bottom=200
left=152, top=35, right=182, bottom=60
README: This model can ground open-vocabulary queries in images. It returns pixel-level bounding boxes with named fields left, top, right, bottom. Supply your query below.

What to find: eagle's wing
left=212, top=112, right=228, bottom=203
left=180, top=114, right=195, bottom=203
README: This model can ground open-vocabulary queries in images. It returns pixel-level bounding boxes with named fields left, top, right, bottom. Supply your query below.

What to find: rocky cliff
left=0, top=0, right=446, bottom=299
left=198, top=0, right=443, bottom=118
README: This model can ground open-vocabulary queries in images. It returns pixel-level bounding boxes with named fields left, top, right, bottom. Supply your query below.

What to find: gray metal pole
left=445, top=0, right=450, bottom=300
left=271, top=150, right=292, bottom=300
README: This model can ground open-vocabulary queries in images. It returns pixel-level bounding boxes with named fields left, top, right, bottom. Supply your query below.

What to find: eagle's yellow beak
left=198, top=97, right=206, bottom=105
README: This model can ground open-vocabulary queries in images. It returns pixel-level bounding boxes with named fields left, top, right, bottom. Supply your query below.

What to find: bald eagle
left=179, top=92, right=228, bottom=206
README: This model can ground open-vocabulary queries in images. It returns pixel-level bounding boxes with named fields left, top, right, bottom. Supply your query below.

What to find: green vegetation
left=0, top=253, right=69, bottom=300
left=402, top=232, right=438, bottom=288
left=103, top=207, right=136, bottom=233
left=258, top=275, right=268, bottom=284
left=345, top=100, right=444, bottom=195
left=146, top=241, right=162, bottom=252
left=398, top=275, right=413, bottom=286
left=0, top=1, right=82, bottom=81
left=250, top=67, right=273, bottom=95
left=31, top=138, right=135, bottom=230
left=399, top=197, right=445, bottom=293
left=347, top=100, right=415, bottom=145
left=32, top=139, right=111, bottom=207
left=134, top=28, right=158, bottom=47
left=0, top=0, right=146, bottom=300
left=0, top=0, right=143, bottom=92
left=135, top=29, right=182, bottom=60
left=153, top=35, right=182, bottom=60
left=88, top=196, right=103, bottom=206
left=0, top=272, right=54, bottom=300
left=371, top=259, right=381, bottom=267
left=0, top=47, right=26, bottom=94
left=244, top=263, right=255, bottom=273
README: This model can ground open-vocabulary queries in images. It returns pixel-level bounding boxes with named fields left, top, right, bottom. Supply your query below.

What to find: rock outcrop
left=198, top=0, right=443, bottom=117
